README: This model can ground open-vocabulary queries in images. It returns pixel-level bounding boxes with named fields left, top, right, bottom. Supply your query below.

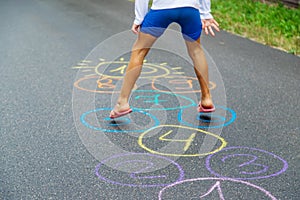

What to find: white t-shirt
left=134, top=0, right=213, bottom=25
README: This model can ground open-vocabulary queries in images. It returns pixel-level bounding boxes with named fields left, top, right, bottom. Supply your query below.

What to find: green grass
left=211, top=0, right=300, bottom=55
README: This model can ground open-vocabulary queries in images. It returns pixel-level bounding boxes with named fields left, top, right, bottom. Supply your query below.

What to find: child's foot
left=110, top=103, right=132, bottom=119
left=200, top=98, right=214, bottom=109
left=198, top=97, right=215, bottom=113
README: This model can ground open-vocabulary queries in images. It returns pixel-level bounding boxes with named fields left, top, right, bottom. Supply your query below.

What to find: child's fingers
left=212, top=19, right=220, bottom=27
left=208, top=26, right=215, bottom=36
left=204, top=27, right=209, bottom=35
left=203, top=19, right=219, bottom=36
left=211, top=23, right=220, bottom=32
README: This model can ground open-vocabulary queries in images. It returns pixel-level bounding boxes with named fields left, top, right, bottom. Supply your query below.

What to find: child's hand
left=202, top=18, right=220, bottom=37
left=132, top=24, right=140, bottom=34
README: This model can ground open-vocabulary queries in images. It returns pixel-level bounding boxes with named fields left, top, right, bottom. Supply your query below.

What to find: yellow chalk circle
left=138, top=125, right=227, bottom=157
left=95, top=61, right=171, bottom=79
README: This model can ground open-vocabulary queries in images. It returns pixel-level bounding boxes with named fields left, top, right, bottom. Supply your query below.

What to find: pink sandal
left=110, top=108, right=133, bottom=119
left=197, top=103, right=215, bottom=113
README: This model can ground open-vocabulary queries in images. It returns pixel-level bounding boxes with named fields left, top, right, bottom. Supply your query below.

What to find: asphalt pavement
left=1, top=0, right=299, bottom=199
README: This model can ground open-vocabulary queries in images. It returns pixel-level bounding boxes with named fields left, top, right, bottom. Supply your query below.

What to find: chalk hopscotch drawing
left=72, top=57, right=286, bottom=199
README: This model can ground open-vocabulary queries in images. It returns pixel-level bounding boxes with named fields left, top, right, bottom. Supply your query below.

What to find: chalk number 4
left=159, top=130, right=196, bottom=151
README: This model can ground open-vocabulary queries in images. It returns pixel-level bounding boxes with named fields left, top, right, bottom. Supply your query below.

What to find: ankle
left=201, top=92, right=212, bottom=100
left=117, top=98, right=128, bottom=106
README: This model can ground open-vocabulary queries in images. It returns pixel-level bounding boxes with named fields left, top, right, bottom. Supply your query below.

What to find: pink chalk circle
left=158, top=177, right=277, bottom=200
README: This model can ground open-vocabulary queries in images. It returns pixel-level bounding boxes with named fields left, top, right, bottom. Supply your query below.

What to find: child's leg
left=185, top=38, right=214, bottom=108
left=110, top=32, right=157, bottom=115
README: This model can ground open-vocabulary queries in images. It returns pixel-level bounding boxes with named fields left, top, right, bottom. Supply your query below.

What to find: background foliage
left=211, top=0, right=300, bottom=55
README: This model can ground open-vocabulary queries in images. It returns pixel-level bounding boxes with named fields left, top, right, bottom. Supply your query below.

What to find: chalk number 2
left=222, top=154, right=269, bottom=175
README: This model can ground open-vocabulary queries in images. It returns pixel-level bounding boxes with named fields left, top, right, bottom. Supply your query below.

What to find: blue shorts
left=140, top=7, right=202, bottom=41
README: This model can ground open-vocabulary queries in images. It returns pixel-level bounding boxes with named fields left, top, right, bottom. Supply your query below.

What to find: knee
left=131, top=57, right=142, bottom=67
left=131, top=49, right=148, bottom=64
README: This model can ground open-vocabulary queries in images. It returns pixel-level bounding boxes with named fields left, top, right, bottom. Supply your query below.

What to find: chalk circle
left=73, top=75, right=138, bottom=94
left=131, top=90, right=197, bottom=111
left=138, top=125, right=227, bottom=157
left=151, top=76, right=216, bottom=94
left=80, top=107, right=160, bottom=133
left=95, top=61, right=171, bottom=79
left=158, top=177, right=277, bottom=200
left=206, top=146, right=288, bottom=180
left=95, top=153, right=184, bottom=187
left=178, top=106, right=236, bottom=129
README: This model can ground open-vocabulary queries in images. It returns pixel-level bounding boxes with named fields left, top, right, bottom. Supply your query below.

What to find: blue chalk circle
left=81, top=107, right=160, bottom=133
left=178, top=106, right=236, bottom=129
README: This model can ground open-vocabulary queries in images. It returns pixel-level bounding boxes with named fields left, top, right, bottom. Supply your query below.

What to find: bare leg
left=110, top=32, right=157, bottom=116
left=185, top=38, right=214, bottom=108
